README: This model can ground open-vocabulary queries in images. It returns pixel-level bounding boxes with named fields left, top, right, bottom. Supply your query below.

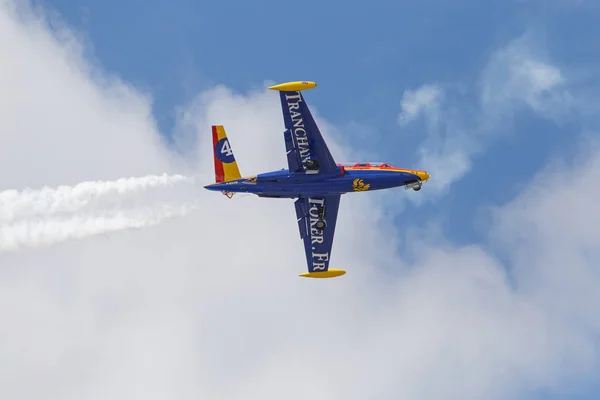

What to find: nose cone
left=416, top=170, right=430, bottom=181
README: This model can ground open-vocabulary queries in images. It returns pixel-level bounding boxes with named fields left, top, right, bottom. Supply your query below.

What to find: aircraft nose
left=416, top=170, right=430, bottom=181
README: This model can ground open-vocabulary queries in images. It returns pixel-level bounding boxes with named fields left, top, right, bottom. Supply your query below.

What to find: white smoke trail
left=0, top=174, right=198, bottom=223
left=0, top=202, right=200, bottom=252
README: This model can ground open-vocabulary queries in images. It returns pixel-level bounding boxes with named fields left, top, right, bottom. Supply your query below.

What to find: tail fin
left=212, top=125, right=242, bottom=183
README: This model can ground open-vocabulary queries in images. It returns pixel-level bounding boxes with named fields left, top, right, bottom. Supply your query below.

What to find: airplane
left=204, top=81, right=430, bottom=279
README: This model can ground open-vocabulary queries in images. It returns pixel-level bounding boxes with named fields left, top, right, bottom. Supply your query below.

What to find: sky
left=1, top=0, right=600, bottom=398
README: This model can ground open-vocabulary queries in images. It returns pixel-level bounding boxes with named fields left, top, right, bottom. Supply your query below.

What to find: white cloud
left=480, top=34, right=573, bottom=124
left=0, top=2, right=177, bottom=189
left=2, top=2, right=600, bottom=399
left=398, top=84, right=443, bottom=126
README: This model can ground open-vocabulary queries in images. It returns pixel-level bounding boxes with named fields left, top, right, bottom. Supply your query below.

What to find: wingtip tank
left=299, top=269, right=346, bottom=278
left=268, top=81, right=317, bottom=92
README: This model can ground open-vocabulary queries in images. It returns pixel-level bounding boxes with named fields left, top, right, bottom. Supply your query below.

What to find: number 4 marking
left=221, top=139, right=233, bottom=157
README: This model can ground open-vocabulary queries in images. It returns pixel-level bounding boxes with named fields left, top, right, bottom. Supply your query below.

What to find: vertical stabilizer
left=212, top=125, right=242, bottom=183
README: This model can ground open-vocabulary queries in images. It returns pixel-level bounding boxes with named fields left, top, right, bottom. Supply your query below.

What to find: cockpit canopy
left=338, top=162, right=398, bottom=169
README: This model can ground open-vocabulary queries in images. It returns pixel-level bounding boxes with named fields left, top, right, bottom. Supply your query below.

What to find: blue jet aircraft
left=205, top=81, right=430, bottom=278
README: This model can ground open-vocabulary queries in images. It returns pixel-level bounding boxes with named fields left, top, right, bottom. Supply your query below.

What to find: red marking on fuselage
left=338, top=163, right=416, bottom=174
left=212, top=126, right=225, bottom=183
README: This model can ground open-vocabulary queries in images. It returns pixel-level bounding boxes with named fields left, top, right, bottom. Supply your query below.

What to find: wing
left=278, top=90, right=338, bottom=174
left=294, top=195, right=344, bottom=277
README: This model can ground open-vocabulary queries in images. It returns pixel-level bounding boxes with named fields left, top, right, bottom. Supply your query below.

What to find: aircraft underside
left=205, top=80, right=431, bottom=278
left=206, top=169, right=424, bottom=198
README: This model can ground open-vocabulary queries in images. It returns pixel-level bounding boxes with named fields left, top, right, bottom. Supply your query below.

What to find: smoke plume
left=0, top=174, right=203, bottom=252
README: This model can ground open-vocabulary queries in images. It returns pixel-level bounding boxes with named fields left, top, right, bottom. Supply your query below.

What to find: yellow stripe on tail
left=212, top=125, right=242, bottom=183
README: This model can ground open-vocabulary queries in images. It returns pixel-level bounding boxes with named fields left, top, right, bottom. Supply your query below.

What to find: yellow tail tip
left=268, top=81, right=317, bottom=92
left=299, top=269, right=346, bottom=278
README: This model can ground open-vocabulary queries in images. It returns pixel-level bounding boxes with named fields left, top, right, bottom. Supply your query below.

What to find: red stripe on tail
left=212, top=126, right=225, bottom=183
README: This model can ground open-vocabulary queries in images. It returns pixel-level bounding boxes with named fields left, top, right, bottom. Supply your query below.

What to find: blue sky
left=21, top=0, right=600, bottom=397
left=42, top=0, right=600, bottom=246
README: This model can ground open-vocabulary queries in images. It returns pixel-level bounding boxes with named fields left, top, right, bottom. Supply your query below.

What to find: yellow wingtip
left=299, top=269, right=346, bottom=278
left=268, top=81, right=317, bottom=91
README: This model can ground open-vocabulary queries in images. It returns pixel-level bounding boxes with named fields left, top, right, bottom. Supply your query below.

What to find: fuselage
left=204, top=162, right=430, bottom=198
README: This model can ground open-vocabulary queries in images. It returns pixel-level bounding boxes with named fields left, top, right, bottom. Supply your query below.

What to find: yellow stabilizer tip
left=268, top=81, right=317, bottom=92
left=299, top=269, right=346, bottom=278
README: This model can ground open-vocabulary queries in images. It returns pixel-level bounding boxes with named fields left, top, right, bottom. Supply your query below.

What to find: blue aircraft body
left=205, top=81, right=430, bottom=278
